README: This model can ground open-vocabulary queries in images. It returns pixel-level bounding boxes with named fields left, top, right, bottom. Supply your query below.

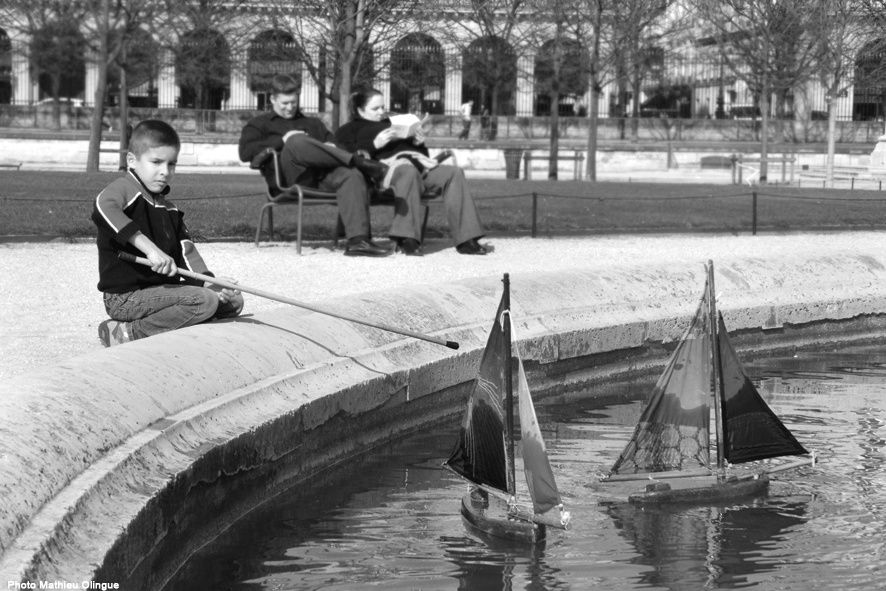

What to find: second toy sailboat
left=443, top=274, right=570, bottom=543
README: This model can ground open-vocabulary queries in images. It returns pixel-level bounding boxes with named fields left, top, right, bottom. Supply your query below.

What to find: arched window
left=353, top=47, right=375, bottom=91
left=0, top=28, right=11, bottom=104
left=248, top=30, right=301, bottom=111
left=534, top=38, right=590, bottom=116
left=462, top=37, right=517, bottom=116
left=177, top=28, right=230, bottom=110
left=854, top=40, right=886, bottom=121
left=107, top=28, right=160, bottom=108
left=318, top=44, right=373, bottom=114
left=32, top=20, right=85, bottom=101
left=390, top=33, right=445, bottom=114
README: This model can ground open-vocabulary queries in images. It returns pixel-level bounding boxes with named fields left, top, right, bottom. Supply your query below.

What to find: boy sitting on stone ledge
left=92, top=119, right=243, bottom=347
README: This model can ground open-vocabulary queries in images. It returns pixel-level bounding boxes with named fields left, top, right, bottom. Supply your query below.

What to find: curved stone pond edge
left=2, top=254, right=886, bottom=588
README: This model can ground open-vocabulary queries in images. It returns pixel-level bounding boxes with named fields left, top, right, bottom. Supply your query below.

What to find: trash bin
left=503, top=148, right=523, bottom=179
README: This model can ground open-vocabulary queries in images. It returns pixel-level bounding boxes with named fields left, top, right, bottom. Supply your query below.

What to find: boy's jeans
left=103, top=284, right=237, bottom=340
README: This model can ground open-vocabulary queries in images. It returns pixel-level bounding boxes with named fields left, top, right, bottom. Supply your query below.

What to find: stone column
left=301, top=47, right=320, bottom=113
left=11, top=37, right=31, bottom=105
left=869, top=135, right=886, bottom=179
left=516, top=51, right=534, bottom=116
left=228, top=48, right=251, bottom=110
left=444, top=50, right=461, bottom=115
left=157, top=49, right=177, bottom=108
left=377, top=50, right=391, bottom=111
left=157, top=50, right=179, bottom=109
left=84, top=51, right=99, bottom=107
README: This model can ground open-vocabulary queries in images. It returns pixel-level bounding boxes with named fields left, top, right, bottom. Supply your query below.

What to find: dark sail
left=444, top=294, right=508, bottom=493
left=610, top=289, right=712, bottom=475
left=717, top=314, right=809, bottom=463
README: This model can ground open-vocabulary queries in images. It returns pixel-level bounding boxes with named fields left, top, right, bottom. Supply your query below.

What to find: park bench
left=250, top=147, right=446, bottom=253
left=734, top=154, right=796, bottom=185
left=0, top=160, right=22, bottom=169
left=700, top=155, right=735, bottom=169
left=523, top=150, right=585, bottom=180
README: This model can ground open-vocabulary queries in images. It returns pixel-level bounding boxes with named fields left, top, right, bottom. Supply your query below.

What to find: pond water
left=166, top=344, right=886, bottom=590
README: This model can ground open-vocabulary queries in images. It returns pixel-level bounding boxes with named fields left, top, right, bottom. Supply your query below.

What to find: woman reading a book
left=335, top=88, right=488, bottom=256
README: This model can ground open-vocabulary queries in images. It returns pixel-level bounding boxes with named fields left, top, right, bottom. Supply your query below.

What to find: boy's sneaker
left=98, top=319, right=131, bottom=347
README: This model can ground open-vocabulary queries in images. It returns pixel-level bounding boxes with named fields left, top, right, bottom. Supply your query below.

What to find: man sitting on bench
left=238, top=74, right=391, bottom=257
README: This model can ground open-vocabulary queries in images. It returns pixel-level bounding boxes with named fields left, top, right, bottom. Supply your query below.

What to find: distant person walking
left=458, top=100, right=473, bottom=140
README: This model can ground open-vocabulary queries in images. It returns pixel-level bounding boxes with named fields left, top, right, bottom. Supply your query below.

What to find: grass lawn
left=2, top=170, right=886, bottom=241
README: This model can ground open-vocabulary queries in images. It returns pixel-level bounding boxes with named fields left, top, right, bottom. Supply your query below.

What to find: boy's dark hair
left=128, top=119, right=180, bottom=157
left=270, top=74, right=301, bottom=96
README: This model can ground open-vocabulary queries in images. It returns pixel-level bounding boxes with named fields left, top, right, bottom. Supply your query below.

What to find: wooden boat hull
left=459, top=492, right=546, bottom=544
left=593, top=471, right=770, bottom=505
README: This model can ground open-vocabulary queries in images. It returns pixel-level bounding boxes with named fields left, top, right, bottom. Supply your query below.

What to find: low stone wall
left=0, top=137, right=871, bottom=177
left=3, top=254, right=886, bottom=588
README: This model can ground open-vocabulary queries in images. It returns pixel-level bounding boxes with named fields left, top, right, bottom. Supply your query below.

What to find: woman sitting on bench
left=335, top=88, right=489, bottom=256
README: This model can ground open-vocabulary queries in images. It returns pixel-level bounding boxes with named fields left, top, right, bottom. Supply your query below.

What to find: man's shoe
left=98, top=319, right=131, bottom=347
left=344, top=239, right=392, bottom=257
left=397, top=238, right=423, bottom=256
left=456, top=238, right=489, bottom=255
left=352, top=155, right=389, bottom=185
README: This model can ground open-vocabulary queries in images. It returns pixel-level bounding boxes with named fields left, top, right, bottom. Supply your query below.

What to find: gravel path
left=2, top=231, right=882, bottom=379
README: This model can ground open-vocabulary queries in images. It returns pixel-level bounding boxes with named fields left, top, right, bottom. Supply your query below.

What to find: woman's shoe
left=455, top=238, right=489, bottom=255
left=397, top=238, right=423, bottom=256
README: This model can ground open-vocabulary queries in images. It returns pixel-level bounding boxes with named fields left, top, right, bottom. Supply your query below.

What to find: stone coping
left=2, top=254, right=886, bottom=586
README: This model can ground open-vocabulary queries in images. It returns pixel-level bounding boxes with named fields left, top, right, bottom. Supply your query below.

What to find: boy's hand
left=206, top=276, right=242, bottom=305
left=130, top=232, right=176, bottom=276
left=146, top=249, right=177, bottom=277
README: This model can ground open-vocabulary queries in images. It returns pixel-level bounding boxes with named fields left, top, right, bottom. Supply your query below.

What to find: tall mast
left=502, top=273, right=516, bottom=496
left=707, top=260, right=726, bottom=469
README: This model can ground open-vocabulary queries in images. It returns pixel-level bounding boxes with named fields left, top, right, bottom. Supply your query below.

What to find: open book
left=389, top=113, right=430, bottom=139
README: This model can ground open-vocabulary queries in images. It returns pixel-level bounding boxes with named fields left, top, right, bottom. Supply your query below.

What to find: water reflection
left=606, top=500, right=809, bottom=590
left=167, top=345, right=886, bottom=591
left=440, top=534, right=568, bottom=591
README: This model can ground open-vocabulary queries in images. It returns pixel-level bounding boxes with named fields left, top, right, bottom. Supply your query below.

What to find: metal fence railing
left=1, top=103, right=884, bottom=145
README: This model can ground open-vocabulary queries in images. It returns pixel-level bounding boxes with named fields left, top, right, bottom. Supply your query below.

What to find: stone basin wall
left=3, top=254, right=886, bottom=589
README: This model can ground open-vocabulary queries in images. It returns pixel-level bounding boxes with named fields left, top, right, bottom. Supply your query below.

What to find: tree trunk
left=586, top=85, right=598, bottom=181
left=118, top=62, right=129, bottom=171
left=759, top=83, right=770, bottom=185
left=825, top=97, right=836, bottom=188
left=337, top=60, right=352, bottom=130
left=630, top=61, right=641, bottom=142
left=51, top=77, right=62, bottom=131
left=585, top=2, right=601, bottom=182
left=86, top=0, right=110, bottom=172
left=548, top=88, right=559, bottom=180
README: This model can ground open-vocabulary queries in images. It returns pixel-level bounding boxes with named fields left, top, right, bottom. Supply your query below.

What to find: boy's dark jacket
left=92, top=169, right=211, bottom=293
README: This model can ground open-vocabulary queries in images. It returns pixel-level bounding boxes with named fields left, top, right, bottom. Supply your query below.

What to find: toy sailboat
left=596, top=261, right=814, bottom=504
left=443, top=274, right=570, bottom=542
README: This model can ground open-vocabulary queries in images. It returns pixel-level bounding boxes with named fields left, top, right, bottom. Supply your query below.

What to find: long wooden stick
left=118, top=252, right=459, bottom=350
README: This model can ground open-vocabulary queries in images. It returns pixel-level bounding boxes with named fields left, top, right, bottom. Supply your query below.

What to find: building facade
left=0, top=3, right=882, bottom=122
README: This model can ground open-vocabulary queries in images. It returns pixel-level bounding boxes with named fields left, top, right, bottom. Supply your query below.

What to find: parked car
left=36, top=97, right=84, bottom=108
left=729, top=105, right=761, bottom=119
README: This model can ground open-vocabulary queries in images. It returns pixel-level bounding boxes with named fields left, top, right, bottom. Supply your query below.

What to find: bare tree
left=812, top=0, right=872, bottom=187
left=608, top=0, right=673, bottom=142
left=150, top=0, right=254, bottom=114
left=440, top=0, right=528, bottom=123
left=692, top=0, right=825, bottom=184
left=854, top=0, right=886, bottom=124
left=578, top=0, right=613, bottom=181
left=525, top=0, right=589, bottom=179
left=80, top=0, right=163, bottom=171
left=263, top=0, right=422, bottom=128
left=0, top=1, right=89, bottom=130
